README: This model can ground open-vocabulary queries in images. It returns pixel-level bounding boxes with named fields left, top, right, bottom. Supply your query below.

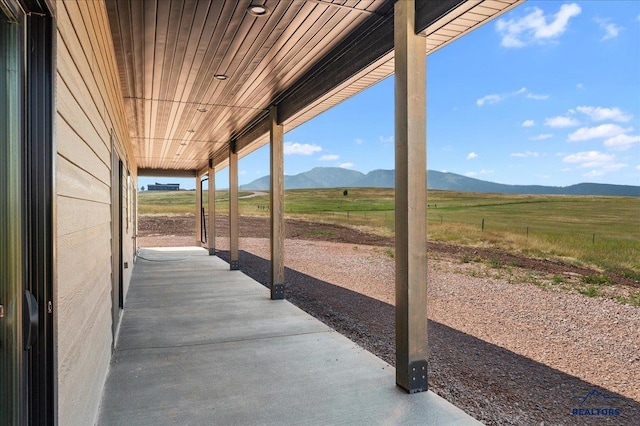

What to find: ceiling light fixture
left=197, top=108, right=208, bottom=113
left=248, top=5, right=269, bottom=16
left=180, top=142, right=187, bottom=146
left=214, top=74, right=227, bottom=80
left=187, top=129, right=195, bottom=133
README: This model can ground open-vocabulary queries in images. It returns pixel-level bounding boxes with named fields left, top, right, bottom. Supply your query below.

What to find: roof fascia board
left=416, top=0, right=469, bottom=35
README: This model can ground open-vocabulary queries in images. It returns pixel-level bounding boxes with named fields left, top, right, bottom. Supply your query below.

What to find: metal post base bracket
left=230, top=260, right=240, bottom=270
left=404, top=360, right=428, bottom=394
left=209, top=248, right=216, bottom=256
left=271, top=284, right=285, bottom=300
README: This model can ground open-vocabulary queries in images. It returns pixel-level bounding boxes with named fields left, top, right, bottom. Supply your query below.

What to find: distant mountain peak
left=239, top=167, right=640, bottom=197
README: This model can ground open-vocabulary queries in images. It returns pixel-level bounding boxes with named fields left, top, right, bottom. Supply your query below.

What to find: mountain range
left=239, top=167, right=640, bottom=197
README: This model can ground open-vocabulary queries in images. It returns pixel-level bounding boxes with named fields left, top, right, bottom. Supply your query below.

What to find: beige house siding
left=55, top=1, right=135, bottom=424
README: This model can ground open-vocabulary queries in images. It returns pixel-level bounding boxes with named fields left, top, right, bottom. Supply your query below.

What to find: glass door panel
left=0, top=6, right=23, bottom=425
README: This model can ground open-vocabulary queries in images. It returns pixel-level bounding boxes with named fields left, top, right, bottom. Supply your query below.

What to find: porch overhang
left=106, top=0, right=523, bottom=175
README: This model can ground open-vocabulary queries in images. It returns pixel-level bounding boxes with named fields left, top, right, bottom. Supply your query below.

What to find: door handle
left=23, top=290, right=39, bottom=350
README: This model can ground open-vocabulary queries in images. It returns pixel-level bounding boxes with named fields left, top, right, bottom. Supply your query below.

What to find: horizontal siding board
left=56, top=221, right=113, bottom=426
left=57, top=3, right=110, bottom=138
left=57, top=224, right=111, bottom=336
left=56, top=34, right=110, bottom=155
left=56, top=155, right=110, bottom=204
left=56, top=113, right=110, bottom=185
left=57, top=196, right=111, bottom=237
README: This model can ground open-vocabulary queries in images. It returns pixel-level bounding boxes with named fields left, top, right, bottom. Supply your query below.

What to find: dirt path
left=138, top=214, right=640, bottom=425
left=239, top=191, right=267, bottom=199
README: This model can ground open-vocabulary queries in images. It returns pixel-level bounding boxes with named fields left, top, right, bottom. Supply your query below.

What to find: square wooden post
left=195, top=174, right=202, bottom=246
left=270, top=106, right=285, bottom=300
left=394, top=0, right=428, bottom=394
left=208, top=159, right=216, bottom=255
left=229, top=142, right=239, bottom=270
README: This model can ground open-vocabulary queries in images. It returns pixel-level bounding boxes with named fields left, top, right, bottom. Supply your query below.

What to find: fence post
left=482, top=218, right=485, bottom=232
left=592, top=233, right=595, bottom=244
left=527, top=226, right=529, bottom=238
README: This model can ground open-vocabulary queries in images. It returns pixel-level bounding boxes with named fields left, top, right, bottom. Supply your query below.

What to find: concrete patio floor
left=97, top=247, right=481, bottom=425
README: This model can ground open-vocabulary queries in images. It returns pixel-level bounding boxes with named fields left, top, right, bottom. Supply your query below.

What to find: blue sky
left=141, top=1, right=640, bottom=190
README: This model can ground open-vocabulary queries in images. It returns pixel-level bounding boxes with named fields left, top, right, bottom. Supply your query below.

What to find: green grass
left=578, top=286, right=603, bottom=297
left=138, top=188, right=640, bottom=276
left=138, top=190, right=253, bottom=214
left=580, top=274, right=613, bottom=286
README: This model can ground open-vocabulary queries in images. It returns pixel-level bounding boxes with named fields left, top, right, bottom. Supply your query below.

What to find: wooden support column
left=208, top=159, right=216, bottom=255
left=269, top=106, right=285, bottom=300
left=195, top=173, right=203, bottom=246
left=394, top=0, right=428, bottom=394
left=229, top=141, right=239, bottom=270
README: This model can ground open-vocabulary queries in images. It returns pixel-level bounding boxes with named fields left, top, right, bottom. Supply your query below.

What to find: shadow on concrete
left=217, top=249, right=639, bottom=426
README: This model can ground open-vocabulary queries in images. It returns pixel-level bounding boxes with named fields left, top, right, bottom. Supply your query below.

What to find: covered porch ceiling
left=106, top=0, right=523, bottom=177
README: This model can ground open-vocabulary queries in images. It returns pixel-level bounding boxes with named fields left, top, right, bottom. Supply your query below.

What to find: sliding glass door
left=0, top=5, right=24, bottom=425
left=1, top=2, right=54, bottom=423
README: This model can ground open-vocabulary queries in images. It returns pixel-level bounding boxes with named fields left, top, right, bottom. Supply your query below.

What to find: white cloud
left=603, top=163, right=626, bottom=172
left=568, top=124, right=631, bottom=142
left=544, top=116, right=580, bottom=127
left=476, top=94, right=503, bottom=106
left=583, top=170, right=604, bottom=178
left=466, top=152, right=478, bottom=160
left=477, top=87, right=548, bottom=107
left=496, top=3, right=581, bottom=48
left=604, top=134, right=640, bottom=151
left=636, top=165, right=640, bottom=171
left=465, top=170, right=495, bottom=177
left=526, top=93, right=549, bottom=100
left=531, top=134, right=553, bottom=140
left=338, top=162, right=354, bottom=169
left=511, top=151, right=540, bottom=158
left=576, top=106, right=632, bottom=122
left=563, top=151, right=613, bottom=166
left=562, top=151, right=626, bottom=173
left=576, top=83, right=584, bottom=90
left=379, top=135, right=393, bottom=145
left=522, top=119, right=535, bottom=127
left=284, top=142, right=322, bottom=155
left=595, top=18, right=622, bottom=40
left=354, top=138, right=363, bottom=145
left=239, top=170, right=247, bottom=176
left=319, top=154, right=340, bottom=161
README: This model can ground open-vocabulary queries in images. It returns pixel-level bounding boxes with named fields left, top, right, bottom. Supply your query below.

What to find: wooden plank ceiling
left=106, top=0, right=522, bottom=176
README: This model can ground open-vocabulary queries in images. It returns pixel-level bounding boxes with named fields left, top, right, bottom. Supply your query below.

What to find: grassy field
left=138, top=188, right=640, bottom=276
